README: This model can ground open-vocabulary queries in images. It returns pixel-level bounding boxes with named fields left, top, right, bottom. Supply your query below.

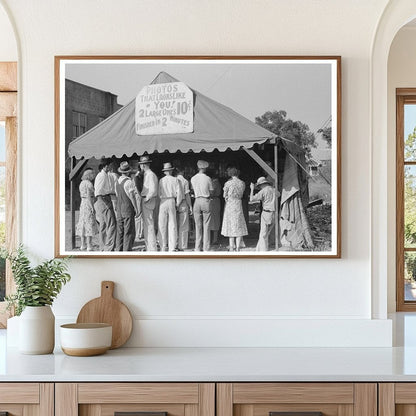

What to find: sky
left=405, top=104, right=416, bottom=139
left=64, top=59, right=334, bottom=145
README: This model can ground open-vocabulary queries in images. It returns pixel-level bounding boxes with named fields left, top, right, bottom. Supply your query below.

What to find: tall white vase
left=19, top=306, right=55, bottom=354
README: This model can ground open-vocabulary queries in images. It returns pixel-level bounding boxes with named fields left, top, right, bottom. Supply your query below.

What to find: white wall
left=0, top=0, right=394, bottom=347
left=0, top=3, right=16, bottom=61
left=387, top=26, right=416, bottom=312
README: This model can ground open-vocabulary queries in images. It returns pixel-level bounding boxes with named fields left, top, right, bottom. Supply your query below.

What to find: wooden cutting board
left=76, top=281, right=133, bottom=349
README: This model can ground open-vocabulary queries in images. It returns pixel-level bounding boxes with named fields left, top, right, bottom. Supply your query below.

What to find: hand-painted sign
left=135, top=82, right=194, bottom=135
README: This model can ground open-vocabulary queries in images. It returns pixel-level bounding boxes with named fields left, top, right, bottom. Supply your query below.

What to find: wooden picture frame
left=55, top=56, right=341, bottom=258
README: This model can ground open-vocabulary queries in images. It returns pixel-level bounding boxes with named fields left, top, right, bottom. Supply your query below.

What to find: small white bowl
left=60, top=323, right=112, bottom=356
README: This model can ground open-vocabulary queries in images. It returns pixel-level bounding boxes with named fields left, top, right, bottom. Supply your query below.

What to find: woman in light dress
left=76, top=168, right=98, bottom=251
left=221, top=167, right=248, bottom=251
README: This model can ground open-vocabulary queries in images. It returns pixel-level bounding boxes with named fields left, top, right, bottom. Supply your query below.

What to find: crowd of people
left=75, top=155, right=279, bottom=252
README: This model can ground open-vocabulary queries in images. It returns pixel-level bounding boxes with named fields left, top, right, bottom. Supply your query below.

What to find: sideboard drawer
left=378, top=383, right=416, bottom=415
left=217, top=383, right=376, bottom=416
left=56, top=383, right=215, bottom=416
left=0, top=383, right=53, bottom=415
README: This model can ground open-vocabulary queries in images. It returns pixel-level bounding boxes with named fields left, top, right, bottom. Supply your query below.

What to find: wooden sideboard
left=2, top=382, right=416, bottom=416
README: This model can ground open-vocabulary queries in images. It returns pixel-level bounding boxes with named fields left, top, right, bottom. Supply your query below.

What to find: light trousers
left=193, top=197, right=211, bottom=251
left=158, top=198, right=178, bottom=252
left=142, top=199, right=157, bottom=251
left=94, top=197, right=116, bottom=251
left=177, top=200, right=190, bottom=250
left=256, top=211, right=275, bottom=252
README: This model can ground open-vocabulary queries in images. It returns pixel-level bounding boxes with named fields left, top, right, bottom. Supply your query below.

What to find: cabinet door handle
left=270, top=413, right=323, bottom=416
left=115, top=412, right=168, bottom=416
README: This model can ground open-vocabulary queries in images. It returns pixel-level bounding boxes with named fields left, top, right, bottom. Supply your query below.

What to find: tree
left=318, top=126, right=332, bottom=148
left=405, top=126, right=416, bottom=160
left=403, top=127, right=416, bottom=281
left=255, top=110, right=316, bottom=157
left=404, top=127, right=416, bottom=246
left=405, top=165, right=416, bottom=246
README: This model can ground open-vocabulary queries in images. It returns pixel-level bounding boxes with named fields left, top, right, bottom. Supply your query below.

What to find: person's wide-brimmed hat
left=256, top=176, right=271, bottom=187
left=162, top=162, right=175, bottom=172
left=197, top=160, right=209, bottom=169
left=118, top=161, right=132, bottom=174
left=138, top=155, right=152, bottom=164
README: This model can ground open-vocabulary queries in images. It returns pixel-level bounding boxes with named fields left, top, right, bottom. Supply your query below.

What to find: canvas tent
left=67, top=71, right=314, bottom=251
left=69, top=72, right=277, bottom=158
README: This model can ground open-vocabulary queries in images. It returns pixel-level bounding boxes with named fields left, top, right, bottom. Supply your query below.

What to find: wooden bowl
left=60, top=323, right=112, bottom=356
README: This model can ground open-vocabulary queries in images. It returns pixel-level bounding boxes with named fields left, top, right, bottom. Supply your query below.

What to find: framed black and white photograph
left=55, top=56, right=341, bottom=258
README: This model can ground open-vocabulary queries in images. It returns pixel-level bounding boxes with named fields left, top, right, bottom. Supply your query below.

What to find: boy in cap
left=250, top=177, right=280, bottom=251
left=158, top=162, right=183, bottom=251
left=190, top=160, right=213, bottom=251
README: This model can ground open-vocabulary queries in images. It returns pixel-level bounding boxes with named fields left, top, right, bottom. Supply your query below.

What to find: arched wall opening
left=387, top=19, right=416, bottom=313
left=371, top=1, right=416, bottom=319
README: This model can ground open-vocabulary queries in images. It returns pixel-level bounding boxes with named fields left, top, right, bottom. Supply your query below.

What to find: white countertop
left=2, top=313, right=416, bottom=382
left=2, top=346, right=416, bottom=382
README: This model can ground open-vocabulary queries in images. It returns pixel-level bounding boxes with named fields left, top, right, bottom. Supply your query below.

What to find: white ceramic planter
left=19, top=306, right=55, bottom=354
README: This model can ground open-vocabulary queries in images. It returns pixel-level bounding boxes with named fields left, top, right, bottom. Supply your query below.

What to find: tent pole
left=242, top=148, right=277, bottom=182
left=70, top=157, right=76, bottom=249
left=69, top=157, right=87, bottom=181
left=274, top=139, right=279, bottom=251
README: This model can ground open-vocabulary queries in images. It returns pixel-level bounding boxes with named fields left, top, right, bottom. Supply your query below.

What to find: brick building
left=65, top=79, right=122, bottom=206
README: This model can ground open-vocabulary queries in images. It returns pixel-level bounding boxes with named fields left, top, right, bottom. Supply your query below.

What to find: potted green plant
left=4, top=246, right=71, bottom=354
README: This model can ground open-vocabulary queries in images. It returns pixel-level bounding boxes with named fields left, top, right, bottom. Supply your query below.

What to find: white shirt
left=108, top=172, right=119, bottom=195
left=191, top=172, right=213, bottom=198
left=141, top=169, right=158, bottom=200
left=159, top=175, right=183, bottom=205
left=94, top=170, right=113, bottom=197
left=251, top=185, right=278, bottom=211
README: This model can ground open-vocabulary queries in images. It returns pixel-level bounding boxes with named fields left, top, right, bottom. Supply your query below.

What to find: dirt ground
left=306, top=204, right=332, bottom=251
left=65, top=208, right=264, bottom=252
left=65, top=203, right=332, bottom=253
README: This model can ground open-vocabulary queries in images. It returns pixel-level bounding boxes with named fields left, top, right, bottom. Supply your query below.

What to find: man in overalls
left=115, top=161, right=140, bottom=251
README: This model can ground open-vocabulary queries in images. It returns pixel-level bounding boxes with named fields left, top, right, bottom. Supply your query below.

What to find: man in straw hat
left=250, top=176, right=280, bottom=251
left=115, top=161, right=140, bottom=251
left=94, top=158, right=117, bottom=251
left=191, top=160, right=213, bottom=251
left=158, top=162, right=184, bottom=251
left=138, top=155, right=158, bottom=251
